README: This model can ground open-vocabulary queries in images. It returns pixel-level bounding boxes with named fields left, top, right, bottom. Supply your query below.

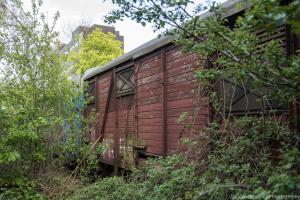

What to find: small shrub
left=66, top=176, right=138, bottom=200
left=0, top=178, right=45, bottom=200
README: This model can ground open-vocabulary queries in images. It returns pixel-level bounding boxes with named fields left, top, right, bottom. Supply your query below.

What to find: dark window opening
left=217, top=79, right=287, bottom=116
left=213, top=23, right=290, bottom=116
left=117, top=67, right=134, bottom=97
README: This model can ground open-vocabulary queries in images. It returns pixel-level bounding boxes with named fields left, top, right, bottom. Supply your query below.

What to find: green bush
left=67, top=117, right=300, bottom=200
left=0, top=178, right=45, bottom=200
left=66, top=176, right=138, bottom=200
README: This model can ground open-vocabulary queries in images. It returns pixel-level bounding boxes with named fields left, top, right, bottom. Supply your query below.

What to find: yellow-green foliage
left=67, top=28, right=123, bottom=74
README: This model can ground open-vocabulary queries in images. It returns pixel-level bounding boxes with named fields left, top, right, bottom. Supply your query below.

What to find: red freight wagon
left=83, top=0, right=299, bottom=170
left=83, top=36, right=209, bottom=169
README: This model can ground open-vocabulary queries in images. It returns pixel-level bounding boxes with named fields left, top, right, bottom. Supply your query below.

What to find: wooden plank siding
left=164, top=45, right=208, bottom=153
left=86, top=43, right=209, bottom=169
left=137, top=49, right=163, bottom=155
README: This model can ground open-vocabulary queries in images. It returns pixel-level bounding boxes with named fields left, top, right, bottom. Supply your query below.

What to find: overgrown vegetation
left=1, top=0, right=300, bottom=199
left=0, top=0, right=85, bottom=198
left=68, top=118, right=300, bottom=200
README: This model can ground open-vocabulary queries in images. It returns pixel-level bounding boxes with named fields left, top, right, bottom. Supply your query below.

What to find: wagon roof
left=83, top=0, right=245, bottom=80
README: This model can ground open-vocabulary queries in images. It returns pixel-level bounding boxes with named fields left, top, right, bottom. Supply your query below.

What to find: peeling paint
left=101, top=133, right=145, bottom=169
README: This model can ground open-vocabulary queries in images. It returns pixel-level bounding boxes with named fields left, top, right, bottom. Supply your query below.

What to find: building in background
left=60, top=24, right=124, bottom=82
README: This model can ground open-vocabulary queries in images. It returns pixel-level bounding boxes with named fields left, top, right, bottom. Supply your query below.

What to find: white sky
left=22, top=0, right=225, bottom=53
left=22, top=0, right=157, bottom=52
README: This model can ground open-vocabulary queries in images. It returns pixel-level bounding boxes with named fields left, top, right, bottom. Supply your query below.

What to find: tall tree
left=105, top=0, right=300, bottom=104
left=66, top=28, right=123, bottom=74
left=0, top=0, right=76, bottom=197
